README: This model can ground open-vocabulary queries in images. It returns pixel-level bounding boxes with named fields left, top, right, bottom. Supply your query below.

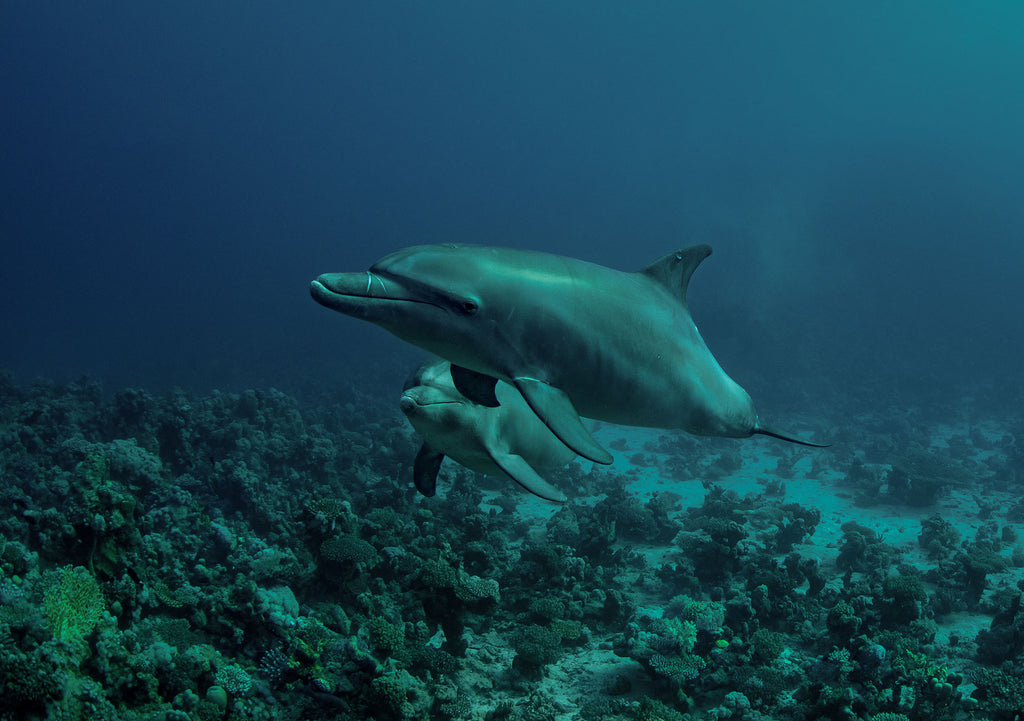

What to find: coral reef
left=0, top=370, right=1020, bottom=720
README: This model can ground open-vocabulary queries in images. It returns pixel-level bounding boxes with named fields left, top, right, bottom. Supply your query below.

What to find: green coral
left=881, top=631, right=948, bottom=686
left=888, top=448, right=963, bottom=506
left=419, top=558, right=459, bottom=589
left=369, top=673, right=407, bottom=715
left=412, top=645, right=458, bottom=677
left=320, top=535, right=379, bottom=568
left=294, top=616, right=339, bottom=672
left=826, top=600, right=861, bottom=638
left=662, top=618, right=698, bottom=653
left=970, top=667, right=1024, bottom=718
left=743, top=666, right=792, bottom=705
left=454, top=572, right=499, bottom=603
left=43, top=565, right=105, bottom=643
left=529, top=596, right=566, bottom=621
left=675, top=597, right=726, bottom=633
left=0, top=650, right=67, bottom=711
left=306, top=497, right=350, bottom=529
left=551, top=618, right=582, bottom=641
left=149, top=578, right=198, bottom=609
left=882, top=573, right=928, bottom=624
left=883, top=574, right=927, bottom=604
left=365, top=616, right=406, bottom=658
left=76, top=448, right=110, bottom=488
left=214, top=663, right=253, bottom=695
left=918, top=514, right=960, bottom=560
left=649, top=652, right=705, bottom=685
left=512, top=624, right=564, bottom=680
left=637, top=697, right=686, bottom=721
left=419, top=558, right=499, bottom=603
left=750, top=629, right=786, bottom=665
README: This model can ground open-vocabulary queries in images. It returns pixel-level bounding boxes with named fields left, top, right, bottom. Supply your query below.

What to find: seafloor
left=0, top=369, right=1021, bottom=721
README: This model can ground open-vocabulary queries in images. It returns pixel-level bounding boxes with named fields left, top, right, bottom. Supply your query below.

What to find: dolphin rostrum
left=311, top=243, right=827, bottom=462
left=400, top=358, right=575, bottom=502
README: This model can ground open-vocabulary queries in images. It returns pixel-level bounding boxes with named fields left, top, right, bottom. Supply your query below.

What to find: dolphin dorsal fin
left=637, top=244, right=712, bottom=306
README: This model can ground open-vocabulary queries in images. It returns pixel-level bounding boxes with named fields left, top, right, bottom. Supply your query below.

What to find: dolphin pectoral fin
left=413, top=445, right=445, bottom=496
left=449, top=365, right=500, bottom=407
left=753, top=425, right=831, bottom=448
left=489, top=452, right=568, bottom=503
left=513, top=378, right=614, bottom=465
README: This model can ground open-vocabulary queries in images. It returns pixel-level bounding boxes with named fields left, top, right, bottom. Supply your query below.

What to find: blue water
left=3, top=3, right=1022, bottom=398
left=4, top=6, right=1024, bottom=719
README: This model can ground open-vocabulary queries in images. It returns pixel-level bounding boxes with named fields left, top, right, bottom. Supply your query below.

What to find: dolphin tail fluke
left=513, top=377, right=614, bottom=465
left=753, top=425, right=831, bottom=448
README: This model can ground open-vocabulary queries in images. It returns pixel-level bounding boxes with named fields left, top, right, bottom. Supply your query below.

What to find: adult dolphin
left=311, top=243, right=827, bottom=463
left=400, top=358, right=575, bottom=502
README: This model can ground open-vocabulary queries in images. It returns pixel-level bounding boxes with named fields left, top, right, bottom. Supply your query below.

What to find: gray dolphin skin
left=400, top=358, right=575, bottom=502
left=311, top=243, right=827, bottom=461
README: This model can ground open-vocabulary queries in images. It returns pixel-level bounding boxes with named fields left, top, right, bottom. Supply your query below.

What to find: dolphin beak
left=399, top=394, right=418, bottom=414
left=311, top=270, right=437, bottom=317
left=310, top=271, right=400, bottom=318
left=311, top=271, right=371, bottom=303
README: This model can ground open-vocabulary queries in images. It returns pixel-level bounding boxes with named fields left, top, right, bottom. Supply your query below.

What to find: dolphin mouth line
left=400, top=394, right=462, bottom=409
left=311, top=276, right=443, bottom=309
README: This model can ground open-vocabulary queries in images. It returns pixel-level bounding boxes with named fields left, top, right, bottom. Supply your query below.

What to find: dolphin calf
left=311, top=243, right=826, bottom=462
left=400, top=358, right=574, bottom=502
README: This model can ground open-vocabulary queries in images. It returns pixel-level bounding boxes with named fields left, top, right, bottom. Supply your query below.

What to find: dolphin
left=311, top=243, right=827, bottom=462
left=400, top=358, right=575, bottom=502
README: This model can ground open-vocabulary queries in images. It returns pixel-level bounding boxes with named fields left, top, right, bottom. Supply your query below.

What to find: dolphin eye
left=461, top=299, right=479, bottom=314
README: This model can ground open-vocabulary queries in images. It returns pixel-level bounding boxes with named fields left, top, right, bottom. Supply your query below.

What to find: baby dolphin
left=312, top=243, right=827, bottom=462
left=400, top=358, right=574, bottom=502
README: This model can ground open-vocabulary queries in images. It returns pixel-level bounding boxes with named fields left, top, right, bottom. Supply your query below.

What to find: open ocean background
left=3, top=4, right=1024, bottom=721
left=4, top=2, right=1022, bottom=401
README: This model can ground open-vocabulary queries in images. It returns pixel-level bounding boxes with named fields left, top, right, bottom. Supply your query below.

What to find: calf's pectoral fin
left=513, top=377, right=614, bottom=465
left=489, top=452, right=568, bottom=503
left=413, top=445, right=445, bottom=496
left=449, top=365, right=500, bottom=407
